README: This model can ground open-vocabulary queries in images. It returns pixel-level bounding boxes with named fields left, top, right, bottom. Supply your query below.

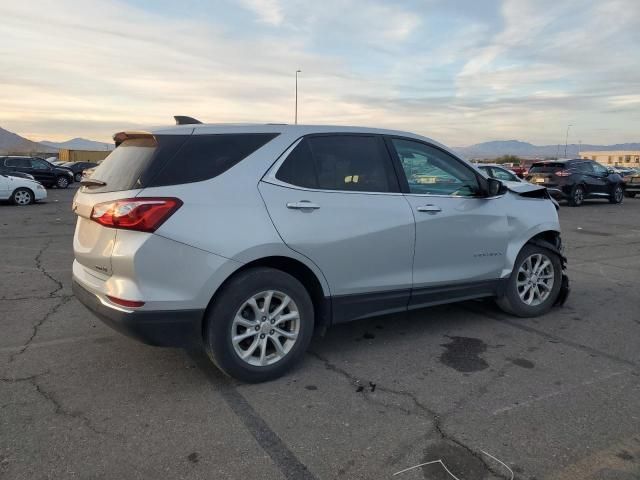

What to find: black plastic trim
left=409, top=279, right=504, bottom=310
left=73, top=280, right=203, bottom=347
left=331, top=288, right=410, bottom=324
left=331, top=279, right=507, bottom=324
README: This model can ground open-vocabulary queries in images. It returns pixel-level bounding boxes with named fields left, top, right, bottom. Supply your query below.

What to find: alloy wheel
left=516, top=253, right=555, bottom=306
left=574, top=187, right=584, bottom=205
left=614, top=186, right=623, bottom=203
left=14, top=190, right=32, bottom=205
left=231, top=290, right=300, bottom=367
left=57, top=176, right=69, bottom=188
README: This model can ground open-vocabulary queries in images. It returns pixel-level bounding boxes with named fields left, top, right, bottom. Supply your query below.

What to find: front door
left=386, top=138, right=509, bottom=308
left=260, top=134, right=415, bottom=322
left=29, top=158, right=56, bottom=185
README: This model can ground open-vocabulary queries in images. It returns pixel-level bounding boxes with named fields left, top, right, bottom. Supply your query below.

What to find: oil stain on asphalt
left=439, top=336, right=489, bottom=373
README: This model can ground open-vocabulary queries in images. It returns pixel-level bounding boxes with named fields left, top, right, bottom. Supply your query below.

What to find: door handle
left=416, top=204, right=442, bottom=213
left=286, top=201, right=320, bottom=210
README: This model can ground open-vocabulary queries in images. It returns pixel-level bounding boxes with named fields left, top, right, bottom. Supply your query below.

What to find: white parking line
left=492, top=370, right=627, bottom=416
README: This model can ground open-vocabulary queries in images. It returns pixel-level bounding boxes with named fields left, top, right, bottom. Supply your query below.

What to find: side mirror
left=486, top=178, right=504, bottom=197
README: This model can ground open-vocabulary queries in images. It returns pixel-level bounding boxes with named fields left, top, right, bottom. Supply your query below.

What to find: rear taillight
left=90, top=197, right=182, bottom=233
left=555, top=170, right=571, bottom=177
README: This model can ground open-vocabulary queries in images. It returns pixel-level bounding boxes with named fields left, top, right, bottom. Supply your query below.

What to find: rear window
left=84, top=133, right=279, bottom=193
left=529, top=162, right=568, bottom=173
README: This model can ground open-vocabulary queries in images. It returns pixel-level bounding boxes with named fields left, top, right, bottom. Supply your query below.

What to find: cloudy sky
left=0, top=0, right=638, bottom=146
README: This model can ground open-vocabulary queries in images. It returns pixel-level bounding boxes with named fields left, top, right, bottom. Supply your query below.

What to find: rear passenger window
left=575, top=162, right=593, bottom=173
left=150, top=133, right=279, bottom=187
left=85, top=133, right=279, bottom=193
left=276, top=135, right=397, bottom=193
left=5, top=158, right=30, bottom=168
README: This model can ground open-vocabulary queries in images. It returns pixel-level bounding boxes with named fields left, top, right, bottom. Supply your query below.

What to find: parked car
left=623, top=170, right=640, bottom=198
left=62, top=161, right=99, bottom=182
left=611, top=166, right=638, bottom=177
left=72, top=122, right=569, bottom=382
left=0, top=166, right=35, bottom=180
left=0, top=171, right=47, bottom=205
left=526, top=159, right=625, bottom=207
left=477, top=164, right=523, bottom=183
left=0, top=156, right=74, bottom=188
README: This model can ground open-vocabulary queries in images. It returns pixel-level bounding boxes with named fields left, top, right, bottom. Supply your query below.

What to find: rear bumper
left=72, top=280, right=204, bottom=347
left=625, top=183, right=640, bottom=193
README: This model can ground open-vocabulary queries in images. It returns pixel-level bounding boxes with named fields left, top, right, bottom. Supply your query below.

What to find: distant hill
left=454, top=140, right=640, bottom=159
left=40, top=138, right=113, bottom=151
left=0, top=127, right=56, bottom=154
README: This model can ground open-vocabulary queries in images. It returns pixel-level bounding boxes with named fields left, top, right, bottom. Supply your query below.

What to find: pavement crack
left=35, top=239, right=65, bottom=297
left=8, top=295, right=72, bottom=363
left=29, top=375, right=107, bottom=435
left=307, top=351, right=510, bottom=479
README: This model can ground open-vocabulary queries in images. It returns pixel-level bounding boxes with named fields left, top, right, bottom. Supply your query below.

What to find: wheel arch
left=202, top=255, right=332, bottom=341
left=503, top=226, right=563, bottom=277
left=11, top=186, right=34, bottom=204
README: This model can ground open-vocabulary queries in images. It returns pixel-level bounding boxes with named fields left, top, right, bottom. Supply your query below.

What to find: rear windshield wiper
left=80, top=178, right=107, bottom=187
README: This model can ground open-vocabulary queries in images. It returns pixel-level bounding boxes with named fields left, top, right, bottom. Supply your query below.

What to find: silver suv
left=72, top=120, right=569, bottom=382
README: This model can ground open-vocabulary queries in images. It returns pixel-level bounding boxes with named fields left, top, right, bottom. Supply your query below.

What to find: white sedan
left=0, top=173, right=47, bottom=205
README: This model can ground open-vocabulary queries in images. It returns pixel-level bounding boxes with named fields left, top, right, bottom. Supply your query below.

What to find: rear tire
left=609, top=184, right=624, bottom=204
left=74, top=172, right=82, bottom=182
left=496, top=244, right=562, bottom=317
left=568, top=184, right=585, bottom=207
left=204, top=267, right=314, bottom=383
left=11, top=188, right=34, bottom=206
left=56, top=176, right=69, bottom=189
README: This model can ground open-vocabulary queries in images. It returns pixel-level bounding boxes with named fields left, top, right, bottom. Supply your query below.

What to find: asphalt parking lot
left=1, top=187, right=639, bottom=480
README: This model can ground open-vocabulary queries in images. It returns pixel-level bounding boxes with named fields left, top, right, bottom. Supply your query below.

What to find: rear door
left=590, top=162, right=612, bottom=194
left=0, top=172, right=9, bottom=199
left=386, top=138, right=509, bottom=307
left=259, top=134, right=415, bottom=321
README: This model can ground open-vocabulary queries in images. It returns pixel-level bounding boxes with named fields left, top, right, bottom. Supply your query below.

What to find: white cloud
left=0, top=0, right=638, bottom=146
left=238, top=0, right=284, bottom=25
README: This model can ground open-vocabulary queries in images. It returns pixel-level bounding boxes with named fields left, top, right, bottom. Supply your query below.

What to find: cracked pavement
left=1, top=187, right=639, bottom=480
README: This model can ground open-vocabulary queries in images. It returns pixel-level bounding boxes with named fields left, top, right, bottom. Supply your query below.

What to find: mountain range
left=1, top=125, right=637, bottom=159
left=0, top=126, right=113, bottom=154
left=454, top=140, right=640, bottom=159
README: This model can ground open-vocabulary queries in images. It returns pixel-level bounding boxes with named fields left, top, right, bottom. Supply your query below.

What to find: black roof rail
left=174, top=116, right=202, bottom=125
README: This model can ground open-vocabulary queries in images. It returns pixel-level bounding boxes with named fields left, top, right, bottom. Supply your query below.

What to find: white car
left=0, top=173, right=47, bottom=205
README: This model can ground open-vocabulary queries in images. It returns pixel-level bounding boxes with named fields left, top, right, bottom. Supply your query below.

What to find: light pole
left=295, top=70, right=301, bottom=125
left=564, top=124, right=572, bottom=158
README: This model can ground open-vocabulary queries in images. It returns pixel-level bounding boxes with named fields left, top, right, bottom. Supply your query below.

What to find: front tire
left=204, top=267, right=314, bottom=383
left=74, top=172, right=82, bottom=182
left=496, top=244, right=562, bottom=317
left=56, top=176, right=69, bottom=189
left=609, top=184, right=624, bottom=204
left=568, top=184, right=585, bottom=206
left=11, top=188, right=34, bottom=206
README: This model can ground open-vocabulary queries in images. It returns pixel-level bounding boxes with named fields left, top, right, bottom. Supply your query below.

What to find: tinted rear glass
left=529, top=162, right=568, bottom=173
left=84, top=133, right=278, bottom=193
left=149, top=133, right=278, bottom=187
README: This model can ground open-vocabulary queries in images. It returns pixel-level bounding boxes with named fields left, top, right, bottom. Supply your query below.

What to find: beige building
left=579, top=150, right=640, bottom=166
left=58, top=149, right=111, bottom=163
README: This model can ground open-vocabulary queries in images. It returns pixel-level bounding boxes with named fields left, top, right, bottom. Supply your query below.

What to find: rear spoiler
left=113, top=131, right=155, bottom=147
